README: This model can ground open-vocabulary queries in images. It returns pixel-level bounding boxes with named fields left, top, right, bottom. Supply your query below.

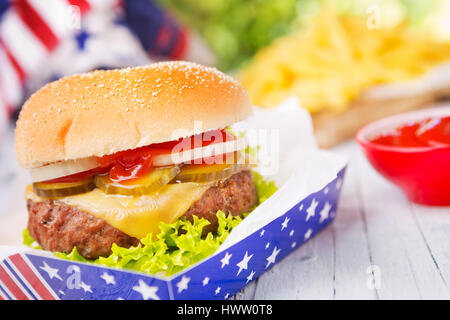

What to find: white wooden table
left=1, top=127, right=449, bottom=300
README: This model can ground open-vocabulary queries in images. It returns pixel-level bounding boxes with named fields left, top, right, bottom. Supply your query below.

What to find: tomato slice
left=43, top=167, right=109, bottom=184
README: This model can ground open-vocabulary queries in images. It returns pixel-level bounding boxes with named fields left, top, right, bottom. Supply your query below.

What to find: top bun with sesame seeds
left=15, top=61, right=252, bottom=169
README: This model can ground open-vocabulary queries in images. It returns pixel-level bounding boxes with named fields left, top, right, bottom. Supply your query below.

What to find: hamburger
left=15, top=61, right=258, bottom=260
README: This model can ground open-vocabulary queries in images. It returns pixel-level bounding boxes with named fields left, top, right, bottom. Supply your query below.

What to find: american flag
left=0, top=168, right=346, bottom=300
left=0, top=0, right=214, bottom=124
left=0, top=253, right=59, bottom=300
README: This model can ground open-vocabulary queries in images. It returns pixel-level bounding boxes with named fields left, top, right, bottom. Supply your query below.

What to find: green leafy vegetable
left=52, top=211, right=241, bottom=276
left=252, top=170, right=278, bottom=203
left=23, top=229, right=41, bottom=250
left=24, top=173, right=277, bottom=276
left=158, top=0, right=298, bottom=70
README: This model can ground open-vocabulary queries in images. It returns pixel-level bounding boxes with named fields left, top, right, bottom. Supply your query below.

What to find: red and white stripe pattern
left=0, top=253, right=59, bottom=300
left=0, top=0, right=91, bottom=115
left=0, top=0, right=198, bottom=120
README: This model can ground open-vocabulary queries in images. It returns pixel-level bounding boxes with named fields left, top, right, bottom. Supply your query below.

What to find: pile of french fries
left=239, top=8, right=450, bottom=113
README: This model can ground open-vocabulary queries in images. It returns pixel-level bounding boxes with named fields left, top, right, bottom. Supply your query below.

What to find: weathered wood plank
left=355, top=146, right=449, bottom=299
left=331, top=142, right=377, bottom=299
left=410, top=204, right=450, bottom=298
left=356, top=152, right=419, bottom=299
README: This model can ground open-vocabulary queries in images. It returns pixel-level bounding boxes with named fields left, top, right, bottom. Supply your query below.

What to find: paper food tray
left=0, top=98, right=347, bottom=300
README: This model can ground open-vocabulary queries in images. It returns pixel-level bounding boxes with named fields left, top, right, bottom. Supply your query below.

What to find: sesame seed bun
left=15, top=62, right=252, bottom=169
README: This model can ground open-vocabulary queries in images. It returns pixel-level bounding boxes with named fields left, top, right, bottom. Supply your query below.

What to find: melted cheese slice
left=25, top=183, right=212, bottom=239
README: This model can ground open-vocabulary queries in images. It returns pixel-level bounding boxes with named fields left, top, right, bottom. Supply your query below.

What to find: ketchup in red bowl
left=356, top=107, right=450, bottom=206
left=370, top=116, right=450, bottom=148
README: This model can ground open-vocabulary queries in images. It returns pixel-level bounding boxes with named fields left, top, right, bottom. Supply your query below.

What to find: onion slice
left=153, top=138, right=247, bottom=167
left=29, top=157, right=99, bottom=183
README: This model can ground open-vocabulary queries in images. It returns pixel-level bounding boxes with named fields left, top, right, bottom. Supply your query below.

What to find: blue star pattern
left=1, top=167, right=346, bottom=300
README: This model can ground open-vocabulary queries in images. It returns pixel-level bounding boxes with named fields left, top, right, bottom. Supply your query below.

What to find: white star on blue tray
left=220, top=252, right=232, bottom=268
left=281, top=217, right=290, bottom=230
left=202, top=277, right=210, bottom=286
left=225, top=293, right=230, bottom=299
left=100, top=272, right=116, bottom=285
left=289, top=229, right=295, bottom=237
left=260, top=229, right=265, bottom=237
left=80, top=281, right=92, bottom=293
left=306, top=198, right=318, bottom=221
left=265, top=246, right=281, bottom=269
left=39, top=261, right=62, bottom=281
left=291, top=241, right=297, bottom=248
left=265, top=242, right=270, bottom=250
left=246, top=270, right=256, bottom=284
left=336, top=178, right=342, bottom=189
left=176, top=276, right=190, bottom=294
left=304, top=228, right=313, bottom=240
left=299, top=204, right=304, bottom=211
left=236, top=251, right=253, bottom=276
left=319, top=202, right=332, bottom=223
left=133, top=280, right=160, bottom=300
left=215, top=287, right=221, bottom=295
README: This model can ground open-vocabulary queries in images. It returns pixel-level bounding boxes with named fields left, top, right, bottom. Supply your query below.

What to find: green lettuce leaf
left=24, top=173, right=277, bottom=276
left=252, top=170, right=278, bottom=203
left=23, top=229, right=42, bottom=250
left=51, top=211, right=242, bottom=276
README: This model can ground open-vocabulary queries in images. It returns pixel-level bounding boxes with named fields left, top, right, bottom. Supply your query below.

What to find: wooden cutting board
left=312, top=86, right=450, bottom=148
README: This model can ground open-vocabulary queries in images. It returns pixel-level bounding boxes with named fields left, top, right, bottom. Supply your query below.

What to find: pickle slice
left=173, top=163, right=250, bottom=183
left=94, top=166, right=180, bottom=196
left=33, top=179, right=96, bottom=198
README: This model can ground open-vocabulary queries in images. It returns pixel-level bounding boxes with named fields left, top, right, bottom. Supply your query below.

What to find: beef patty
left=27, top=170, right=258, bottom=259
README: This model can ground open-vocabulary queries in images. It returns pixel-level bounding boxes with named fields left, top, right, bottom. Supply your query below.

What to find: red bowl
left=356, top=106, right=450, bottom=206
